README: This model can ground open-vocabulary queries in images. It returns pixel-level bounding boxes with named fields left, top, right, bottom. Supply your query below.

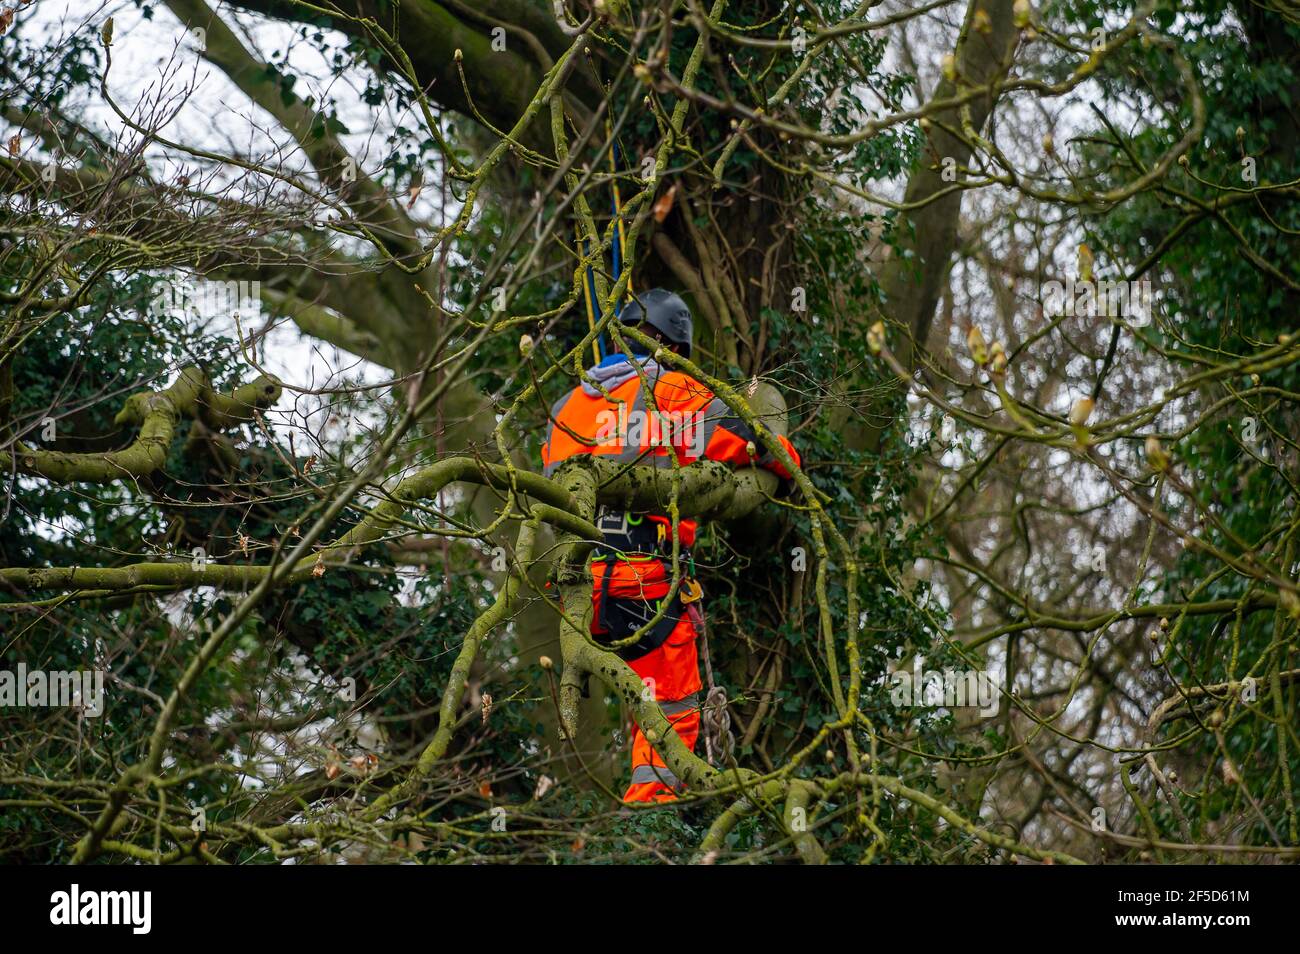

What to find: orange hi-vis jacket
left=541, top=355, right=799, bottom=502
left=540, top=354, right=800, bottom=650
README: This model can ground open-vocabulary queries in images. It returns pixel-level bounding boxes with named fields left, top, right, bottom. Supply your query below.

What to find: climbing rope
left=691, top=603, right=735, bottom=766
left=576, top=121, right=634, bottom=364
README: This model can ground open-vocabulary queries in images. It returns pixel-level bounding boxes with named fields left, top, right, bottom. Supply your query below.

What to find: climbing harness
left=589, top=508, right=689, bottom=660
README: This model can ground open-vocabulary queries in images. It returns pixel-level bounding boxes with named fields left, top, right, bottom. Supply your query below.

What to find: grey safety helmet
left=621, top=288, right=693, bottom=357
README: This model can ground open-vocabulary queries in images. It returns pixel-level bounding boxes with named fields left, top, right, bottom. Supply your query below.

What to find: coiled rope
left=691, top=604, right=735, bottom=766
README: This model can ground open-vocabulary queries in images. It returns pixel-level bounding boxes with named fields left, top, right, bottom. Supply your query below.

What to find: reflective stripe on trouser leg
left=623, top=708, right=701, bottom=803
left=659, top=691, right=702, bottom=716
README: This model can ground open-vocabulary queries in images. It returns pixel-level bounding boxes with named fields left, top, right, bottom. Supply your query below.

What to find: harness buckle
left=680, top=578, right=704, bottom=605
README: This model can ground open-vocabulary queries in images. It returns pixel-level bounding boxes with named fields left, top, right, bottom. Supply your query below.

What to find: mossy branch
left=14, top=366, right=281, bottom=483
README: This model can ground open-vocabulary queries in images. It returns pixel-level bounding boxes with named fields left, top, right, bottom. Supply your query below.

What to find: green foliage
left=1085, top=4, right=1300, bottom=848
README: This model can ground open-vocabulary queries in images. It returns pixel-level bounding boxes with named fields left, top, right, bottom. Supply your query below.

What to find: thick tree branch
left=12, top=366, right=281, bottom=483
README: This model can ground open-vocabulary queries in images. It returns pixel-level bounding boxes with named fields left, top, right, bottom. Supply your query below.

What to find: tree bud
left=966, top=324, right=988, bottom=365
left=1069, top=396, right=1094, bottom=427
left=988, top=341, right=1007, bottom=377
left=1145, top=435, right=1170, bottom=472
left=867, top=320, right=885, bottom=355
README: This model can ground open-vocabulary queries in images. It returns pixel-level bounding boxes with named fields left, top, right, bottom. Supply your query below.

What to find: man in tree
left=541, top=289, right=800, bottom=802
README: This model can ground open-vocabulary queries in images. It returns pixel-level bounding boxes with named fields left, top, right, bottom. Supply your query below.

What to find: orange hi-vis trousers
left=622, top=613, right=703, bottom=803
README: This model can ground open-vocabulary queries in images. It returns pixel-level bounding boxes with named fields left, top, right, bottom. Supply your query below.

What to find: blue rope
left=578, top=135, right=629, bottom=362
